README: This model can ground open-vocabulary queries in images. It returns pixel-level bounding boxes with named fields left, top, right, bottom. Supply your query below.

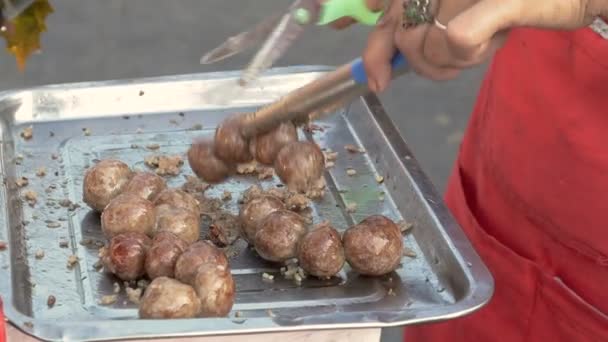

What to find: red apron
left=405, top=26, right=608, bottom=341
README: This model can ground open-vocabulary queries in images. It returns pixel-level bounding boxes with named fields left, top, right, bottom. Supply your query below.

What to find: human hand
left=330, top=0, right=608, bottom=92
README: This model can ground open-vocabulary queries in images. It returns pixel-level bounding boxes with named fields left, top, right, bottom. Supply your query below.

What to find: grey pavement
left=0, top=1, right=486, bottom=340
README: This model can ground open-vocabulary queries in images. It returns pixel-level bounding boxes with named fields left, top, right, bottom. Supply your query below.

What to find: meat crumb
left=98, top=295, right=118, bottom=305
left=344, top=144, right=365, bottom=153
left=262, top=273, right=275, bottom=282
left=346, top=169, right=357, bottom=176
left=266, top=309, right=275, bottom=318
left=323, top=150, right=338, bottom=162
left=47, top=295, right=56, bottom=308
left=51, top=154, right=59, bottom=160
left=34, top=249, right=44, bottom=259
left=23, top=190, right=37, bottom=206
left=113, top=282, right=121, bottom=294
left=285, top=193, right=310, bottom=211
left=403, top=247, right=417, bottom=258
left=326, top=161, right=335, bottom=169
left=82, top=128, right=91, bottom=136
left=16, top=177, right=28, bottom=187
left=59, top=240, right=69, bottom=248
left=21, top=126, right=33, bottom=140
left=36, top=167, right=47, bottom=177
left=145, top=143, right=160, bottom=150
left=93, top=260, right=103, bottom=271
left=236, top=161, right=258, bottom=175
left=0, top=241, right=7, bottom=250
left=235, top=311, right=243, bottom=318
left=126, top=287, right=142, bottom=304
left=144, top=155, right=183, bottom=176
left=66, top=255, right=79, bottom=269
left=346, top=202, right=357, bottom=213
left=256, top=166, right=274, bottom=180
left=181, top=175, right=210, bottom=194
left=398, top=220, right=414, bottom=233
left=221, top=191, right=232, bottom=201
left=375, top=175, right=384, bottom=184
left=388, top=288, right=396, bottom=296
left=46, top=221, right=61, bottom=229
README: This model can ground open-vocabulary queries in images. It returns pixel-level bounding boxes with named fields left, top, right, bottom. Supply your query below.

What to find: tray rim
left=0, top=66, right=494, bottom=342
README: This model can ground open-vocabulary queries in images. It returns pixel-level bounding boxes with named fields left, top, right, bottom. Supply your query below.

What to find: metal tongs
left=200, top=0, right=410, bottom=138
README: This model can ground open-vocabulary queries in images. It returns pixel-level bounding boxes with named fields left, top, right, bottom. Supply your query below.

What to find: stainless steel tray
left=0, top=66, right=493, bottom=342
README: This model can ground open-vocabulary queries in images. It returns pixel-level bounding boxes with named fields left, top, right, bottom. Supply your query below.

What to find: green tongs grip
left=317, top=0, right=383, bottom=26
left=293, top=0, right=382, bottom=26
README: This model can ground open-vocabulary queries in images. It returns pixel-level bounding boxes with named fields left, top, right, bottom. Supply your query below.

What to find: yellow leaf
left=1, top=0, right=54, bottom=71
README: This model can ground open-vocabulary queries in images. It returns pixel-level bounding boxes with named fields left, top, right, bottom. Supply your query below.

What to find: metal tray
left=0, top=66, right=493, bottom=342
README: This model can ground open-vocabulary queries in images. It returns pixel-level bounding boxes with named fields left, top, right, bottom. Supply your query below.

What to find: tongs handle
left=239, top=51, right=408, bottom=138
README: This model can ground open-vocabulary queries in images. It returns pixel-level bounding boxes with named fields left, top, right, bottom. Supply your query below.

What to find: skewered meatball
left=156, top=204, right=201, bottom=244
left=274, top=141, right=325, bottom=196
left=83, top=159, right=133, bottom=211
left=139, top=277, right=201, bottom=319
left=154, top=189, right=200, bottom=214
left=238, top=195, right=285, bottom=243
left=251, top=122, right=298, bottom=165
left=123, top=171, right=166, bottom=201
left=342, top=215, right=403, bottom=276
left=145, top=231, right=189, bottom=279
left=101, top=193, right=156, bottom=238
left=298, top=222, right=345, bottom=278
left=254, top=210, right=308, bottom=263
left=102, top=232, right=151, bottom=281
left=193, top=263, right=236, bottom=317
left=187, top=139, right=234, bottom=183
left=175, top=241, right=229, bottom=285
left=213, top=116, right=252, bottom=164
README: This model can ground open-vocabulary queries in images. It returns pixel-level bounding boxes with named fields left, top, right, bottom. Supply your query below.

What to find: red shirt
left=406, top=25, right=608, bottom=341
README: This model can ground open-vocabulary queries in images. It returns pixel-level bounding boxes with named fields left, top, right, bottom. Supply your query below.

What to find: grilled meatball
left=83, top=159, right=133, bottom=211
left=156, top=204, right=201, bottom=244
left=139, top=277, right=201, bottom=319
left=101, top=193, right=156, bottom=238
left=102, top=232, right=151, bottom=281
left=123, top=171, right=166, bottom=201
left=154, top=189, right=200, bottom=214
left=175, top=241, right=229, bottom=285
left=145, top=231, right=189, bottom=279
left=254, top=210, right=308, bottom=263
left=343, top=215, right=403, bottom=276
left=187, top=139, right=234, bottom=183
left=274, top=141, right=325, bottom=196
left=251, top=122, right=298, bottom=165
left=193, top=263, right=236, bottom=317
left=213, top=116, right=252, bottom=164
left=298, top=222, right=345, bottom=278
left=238, top=195, right=284, bottom=243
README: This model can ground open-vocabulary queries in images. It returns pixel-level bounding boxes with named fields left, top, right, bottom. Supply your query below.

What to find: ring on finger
left=402, top=0, right=434, bottom=28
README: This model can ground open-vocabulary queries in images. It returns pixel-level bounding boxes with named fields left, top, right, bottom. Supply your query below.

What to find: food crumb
left=113, top=282, right=121, bottom=294
left=139, top=90, right=144, bottom=96
left=137, top=279, right=150, bottom=290
left=144, top=155, right=183, bottom=176
left=256, top=166, right=274, bottom=180
left=346, top=168, right=357, bottom=176
left=136, top=128, right=144, bottom=134
left=23, top=190, right=37, bottom=206
left=221, top=191, right=232, bottom=201
left=324, top=150, right=338, bottom=162
left=344, top=144, right=365, bottom=153
left=98, top=295, right=118, bottom=305
left=236, top=161, right=258, bottom=175
left=66, top=255, right=79, bottom=269
left=79, top=239, right=93, bottom=247
left=235, top=311, right=243, bottom=318
left=126, top=287, right=142, bottom=304
left=145, top=143, right=160, bottom=150
left=23, top=321, right=33, bottom=329
left=403, top=247, right=417, bottom=258
left=398, top=220, right=414, bottom=233
left=262, top=272, right=275, bottom=282
left=82, top=128, right=91, bottom=136
left=59, top=240, right=69, bottom=248
left=16, top=177, right=29, bottom=187
left=467, top=262, right=473, bottom=267
left=51, top=153, right=59, bottom=160
left=93, top=260, right=103, bottom=271
left=36, top=167, right=47, bottom=177
left=21, top=126, right=33, bottom=140
left=266, top=309, right=275, bottom=318
left=388, top=288, right=396, bottom=296
left=326, top=161, right=335, bottom=169
left=0, top=241, right=7, bottom=250
left=47, top=295, right=56, bottom=308
left=130, top=144, right=139, bottom=149
left=33, top=250, right=43, bottom=261
left=375, top=175, right=384, bottom=184
left=46, top=221, right=61, bottom=229
left=346, top=202, right=357, bottom=213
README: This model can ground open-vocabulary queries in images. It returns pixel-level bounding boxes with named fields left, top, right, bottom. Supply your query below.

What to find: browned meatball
left=102, top=232, right=151, bottom=281
left=175, top=241, right=229, bottom=285
left=145, top=231, right=189, bottom=279
left=123, top=171, right=167, bottom=201
left=193, top=263, right=235, bottom=317
left=154, top=189, right=200, bottom=214
left=274, top=141, right=325, bottom=196
left=101, top=193, right=156, bottom=238
left=139, top=277, right=201, bottom=319
left=342, top=215, right=403, bottom=276
left=254, top=210, right=308, bottom=263
left=209, top=212, right=241, bottom=247
left=252, top=122, right=298, bottom=165
left=156, top=204, right=201, bottom=244
left=238, top=195, right=284, bottom=243
left=187, top=139, right=234, bottom=183
left=83, top=159, right=133, bottom=211
left=298, top=222, right=345, bottom=278
left=213, top=116, right=252, bottom=164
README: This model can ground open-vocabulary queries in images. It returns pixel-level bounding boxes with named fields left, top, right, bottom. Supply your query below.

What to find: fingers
left=362, top=0, right=402, bottom=92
